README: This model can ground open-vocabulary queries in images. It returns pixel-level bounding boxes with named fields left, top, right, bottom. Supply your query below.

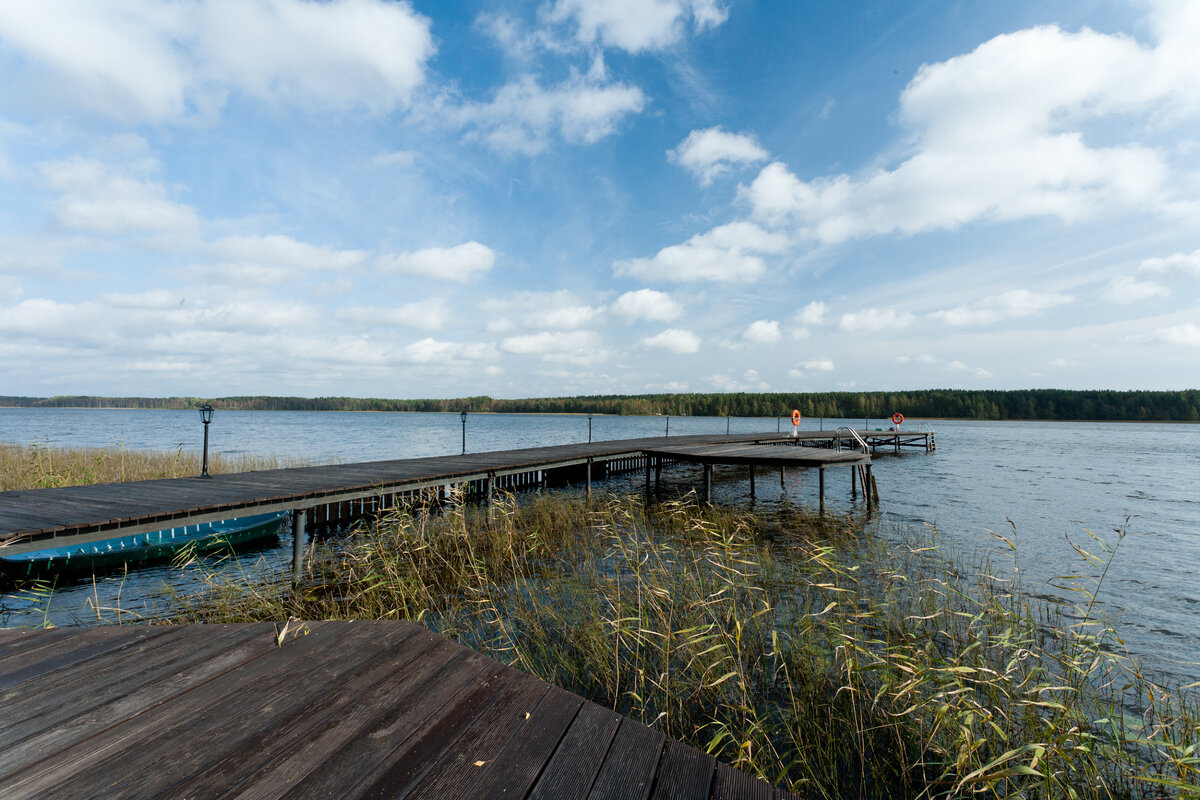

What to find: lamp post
left=665, top=414, right=670, bottom=436
left=726, top=414, right=730, bottom=435
left=461, top=410, right=468, bottom=454
left=199, top=404, right=213, bottom=478
left=588, top=413, right=593, bottom=443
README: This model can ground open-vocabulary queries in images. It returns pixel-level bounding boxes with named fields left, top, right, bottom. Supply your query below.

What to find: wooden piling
left=749, top=465, right=756, bottom=500
left=292, top=509, right=306, bottom=584
left=818, top=468, right=825, bottom=514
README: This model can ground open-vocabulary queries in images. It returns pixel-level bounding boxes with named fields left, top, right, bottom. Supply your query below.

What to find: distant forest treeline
left=2, top=390, right=1198, bottom=421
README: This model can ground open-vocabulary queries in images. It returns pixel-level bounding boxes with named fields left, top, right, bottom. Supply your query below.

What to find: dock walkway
left=0, top=429, right=929, bottom=556
left=0, top=621, right=792, bottom=799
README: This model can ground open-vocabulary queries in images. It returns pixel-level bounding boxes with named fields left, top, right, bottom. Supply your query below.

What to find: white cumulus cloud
left=451, top=72, right=646, bottom=155
left=801, top=357, right=835, bottom=372
left=641, top=328, right=700, bottom=354
left=740, top=10, right=1200, bottom=243
left=669, top=126, right=768, bottom=185
left=1140, top=247, right=1200, bottom=278
left=378, top=242, right=495, bottom=282
left=403, top=337, right=497, bottom=364
left=613, top=221, right=788, bottom=283
left=929, top=289, right=1073, bottom=325
left=1148, top=322, right=1200, bottom=347
left=209, top=234, right=367, bottom=271
left=743, top=319, right=781, bottom=344
left=1102, top=276, right=1169, bottom=304
left=839, top=308, right=915, bottom=332
left=611, top=288, right=682, bottom=322
left=548, top=0, right=727, bottom=53
left=0, top=0, right=435, bottom=121
left=946, top=360, right=994, bottom=378
left=501, top=330, right=608, bottom=364
left=40, top=158, right=199, bottom=235
left=337, top=299, right=450, bottom=330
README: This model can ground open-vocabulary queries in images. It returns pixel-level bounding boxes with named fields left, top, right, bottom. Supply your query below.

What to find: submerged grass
left=164, top=491, right=1199, bottom=799
left=0, top=441, right=318, bottom=491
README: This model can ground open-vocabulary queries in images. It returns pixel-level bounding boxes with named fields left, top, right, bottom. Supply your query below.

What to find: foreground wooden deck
left=0, top=621, right=792, bottom=800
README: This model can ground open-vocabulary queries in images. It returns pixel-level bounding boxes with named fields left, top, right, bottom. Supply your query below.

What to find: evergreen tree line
left=2, top=389, right=1198, bottom=421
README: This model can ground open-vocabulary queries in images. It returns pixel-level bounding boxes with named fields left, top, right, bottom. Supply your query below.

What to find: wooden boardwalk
left=0, top=621, right=793, bottom=800
left=0, top=432, right=829, bottom=554
left=0, top=428, right=931, bottom=558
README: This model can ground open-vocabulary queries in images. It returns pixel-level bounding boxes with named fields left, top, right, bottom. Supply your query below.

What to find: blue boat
left=0, top=511, right=290, bottom=576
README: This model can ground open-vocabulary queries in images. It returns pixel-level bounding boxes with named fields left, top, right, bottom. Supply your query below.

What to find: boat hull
left=0, top=511, right=290, bottom=577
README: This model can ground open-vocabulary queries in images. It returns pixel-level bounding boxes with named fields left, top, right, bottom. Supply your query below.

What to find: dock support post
left=851, top=464, right=858, bottom=499
left=749, top=465, right=756, bottom=500
left=703, top=463, right=713, bottom=505
left=292, top=509, right=306, bottom=584
left=780, top=467, right=785, bottom=489
left=866, top=464, right=876, bottom=508
left=645, top=457, right=652, bottom=501
left=818, top=468, right=825, bottom=515
left=585, top=458, right=592, bottom=500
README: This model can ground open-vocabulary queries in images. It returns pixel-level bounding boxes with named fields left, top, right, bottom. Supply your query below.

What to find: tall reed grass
left=166, top=491, right=1199, bottom=799
left=0, top=441, right=318, bottom=491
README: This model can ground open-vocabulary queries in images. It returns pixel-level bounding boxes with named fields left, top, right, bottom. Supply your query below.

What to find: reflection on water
left=1, top=408, right=1196, bottom=683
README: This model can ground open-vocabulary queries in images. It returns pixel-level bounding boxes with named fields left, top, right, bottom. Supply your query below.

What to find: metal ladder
left=918, top=421, right=936, bottom=451
left=835, top=426, right=868, bottom=453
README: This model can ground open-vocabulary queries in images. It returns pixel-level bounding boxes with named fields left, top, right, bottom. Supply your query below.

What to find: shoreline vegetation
left=0, top=442, right=319, bottom=492
left=4, top=445, right=1198, bottom=797
left=2, top=388, right=1199, bottom=422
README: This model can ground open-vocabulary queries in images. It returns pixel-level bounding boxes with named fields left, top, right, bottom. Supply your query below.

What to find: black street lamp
left=588, top=412, right=593, bottom=443
left=461, top=410, right=468, bottom=454
left=199, top=404, right=213, bottom=478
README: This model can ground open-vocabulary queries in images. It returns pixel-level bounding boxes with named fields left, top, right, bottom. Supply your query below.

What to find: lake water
left=1, top=408, right=1197, bottom=684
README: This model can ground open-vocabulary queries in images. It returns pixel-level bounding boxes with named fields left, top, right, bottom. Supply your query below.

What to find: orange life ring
left=891, top=412, right=904, bottom=425
left=791, top=409, right=801, bottom=426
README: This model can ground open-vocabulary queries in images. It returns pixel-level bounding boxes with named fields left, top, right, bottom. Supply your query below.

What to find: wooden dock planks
left=0, top=622, right=794, bottom=800
left=644, top=443, right=868, bottom=467
left=0, top=433, right=796, bottom=543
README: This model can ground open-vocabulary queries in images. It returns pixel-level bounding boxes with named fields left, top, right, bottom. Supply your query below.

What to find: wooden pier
left=0, top=431, right=913, bottom=554
left=643, top=442, right=874, bottom=510
left=0, top=620, right=795, bottom=799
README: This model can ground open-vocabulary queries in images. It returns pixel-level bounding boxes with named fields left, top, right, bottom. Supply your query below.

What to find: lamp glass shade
left=200, top=404, right=214, bottom=424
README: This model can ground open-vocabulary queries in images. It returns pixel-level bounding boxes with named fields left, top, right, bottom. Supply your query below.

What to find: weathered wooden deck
left=0, top=621, right=793, bottom=799
left=642, top=443, right=873, bottom=508
left=0, top=427, right=933, bottom=561
left=0, top=432, right=853, bottom=554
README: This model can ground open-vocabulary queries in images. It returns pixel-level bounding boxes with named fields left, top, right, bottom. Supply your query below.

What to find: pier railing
left=834, top=427, right=869, bottom=453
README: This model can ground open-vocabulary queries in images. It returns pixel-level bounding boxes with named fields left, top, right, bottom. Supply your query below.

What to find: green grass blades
left=164, top=492, right=1199, bottom=799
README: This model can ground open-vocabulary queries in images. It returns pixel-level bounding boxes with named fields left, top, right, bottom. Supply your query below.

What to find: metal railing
left=835, top=426, right=869, bottom=453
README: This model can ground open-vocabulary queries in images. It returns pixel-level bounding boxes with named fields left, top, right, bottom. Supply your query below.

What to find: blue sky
left=0, top=0, right=1197, bottom=398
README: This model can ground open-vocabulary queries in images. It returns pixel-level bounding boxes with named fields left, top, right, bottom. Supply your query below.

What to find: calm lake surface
left=2, top=408, right=1197, bottom=684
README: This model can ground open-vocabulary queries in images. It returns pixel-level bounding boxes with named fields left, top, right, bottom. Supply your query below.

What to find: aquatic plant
left=0, top=441, right=320, bottom=491
left=163, top=491, right=1199, bottom=798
